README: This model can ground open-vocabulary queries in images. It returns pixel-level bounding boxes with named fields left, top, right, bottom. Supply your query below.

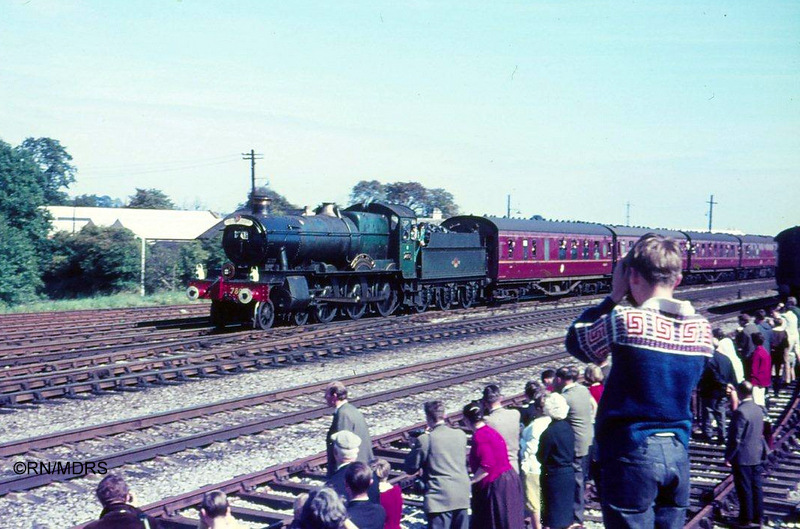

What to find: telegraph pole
left=707, top=194, right=717, bottom=232
left=507, top=194, right=511, bottom=218
left=241, top=149, right=264, bottom=198
left=625, top=201, right=631, bottom=226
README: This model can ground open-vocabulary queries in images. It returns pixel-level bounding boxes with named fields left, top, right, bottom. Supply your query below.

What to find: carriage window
left=593, top=241, right=600, bottom=259
left=544, top=239, right=550, bottom=261
left=603, top=242, right=610, bottom=258
left=582, top=240, right=590, bottom=259
left=507, top=239, right=515, bottom=259
left=570, top=240, right=579, bottom=259
left=531, top=240, right=537, bottom=259
left=559, top=239, right=567, bottom=260
left=522, top=239, right=529, bottom=260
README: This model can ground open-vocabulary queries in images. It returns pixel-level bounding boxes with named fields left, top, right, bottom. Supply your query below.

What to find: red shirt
left=379, top=484, right=403, bottom=529
left=750, top=346, right=771, bottom=388
left=589, top=383, right=604, bottom=404
left=468, top=425, right=512, bottom=487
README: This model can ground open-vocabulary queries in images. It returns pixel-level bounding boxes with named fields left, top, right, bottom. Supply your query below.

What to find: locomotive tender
left=188, top=194, right=777, bottom=329
left=776, top=225, right=800, bottom=300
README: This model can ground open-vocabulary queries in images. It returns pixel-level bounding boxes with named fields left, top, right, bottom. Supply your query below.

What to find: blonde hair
left=626, top=233, right=682, bottom=287
left=371, top=458, right=392, bottom=482
left=543, top=393, right=569, bottom=421
left=584, top=365, right=604, bottom=384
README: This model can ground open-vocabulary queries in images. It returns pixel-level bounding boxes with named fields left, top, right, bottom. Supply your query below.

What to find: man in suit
left=326, top=430, right=380, bottom=503
left=326, top=381, right=374, bottom=476
left=404, top=401, right=471, bottom=529
left=726, top=381, right=768, bottom=527
left=556, top=365, right=595, bottom=527
left=482, top=384, right=521, bottom=472
left=698, top=344, right=737, bottom=443
left=345, top=462, right=386, bottom=529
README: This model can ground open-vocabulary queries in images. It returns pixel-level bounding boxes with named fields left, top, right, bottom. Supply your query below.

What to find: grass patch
left=0, top=291, right=201, bottom=314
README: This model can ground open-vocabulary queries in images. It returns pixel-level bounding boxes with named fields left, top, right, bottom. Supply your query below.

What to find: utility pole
left=707, top=194, right=717, bottom=232
left=507, top=194, right=511, bottom=218
left=241, top=149, right=264, bottom=198
left=625, top=201, right=631, bottom=226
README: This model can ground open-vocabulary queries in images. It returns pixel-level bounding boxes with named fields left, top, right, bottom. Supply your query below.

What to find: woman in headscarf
left=462, top=400, right=525, bottom=529
left=536, top=393, right=575, bottom=529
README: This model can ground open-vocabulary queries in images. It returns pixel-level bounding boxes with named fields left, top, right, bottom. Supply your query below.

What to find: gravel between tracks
left=0, top=288, right=766, bottom=528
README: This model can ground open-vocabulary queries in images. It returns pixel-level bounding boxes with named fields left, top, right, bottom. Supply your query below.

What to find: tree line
left=0, top=136, right=460, bottom=307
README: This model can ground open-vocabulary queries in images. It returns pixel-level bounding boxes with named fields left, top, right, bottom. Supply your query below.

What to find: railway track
left=0, top=337, right=571, bottom=493
left=0, top=281, right=774, bottom=406
left=0, top=306, right=585, bottom=405
left=64, top=382, right=800, bottom=529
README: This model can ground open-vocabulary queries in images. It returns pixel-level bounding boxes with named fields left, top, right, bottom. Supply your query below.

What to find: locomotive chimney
left=250, top=187, right=272, bottom=216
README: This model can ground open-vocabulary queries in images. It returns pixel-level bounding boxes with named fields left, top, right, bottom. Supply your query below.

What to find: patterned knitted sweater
left=566, top=296, right=713, bottom=461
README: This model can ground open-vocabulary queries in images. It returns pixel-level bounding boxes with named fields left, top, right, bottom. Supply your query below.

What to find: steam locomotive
left=187, top=192, right=777, bottom=329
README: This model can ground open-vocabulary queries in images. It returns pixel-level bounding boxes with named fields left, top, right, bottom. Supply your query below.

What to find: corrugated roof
left=46, top=206, right=221, bottom=241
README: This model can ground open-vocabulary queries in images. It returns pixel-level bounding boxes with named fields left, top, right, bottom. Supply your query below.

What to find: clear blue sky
left=1, top=1, right=798, bottom=235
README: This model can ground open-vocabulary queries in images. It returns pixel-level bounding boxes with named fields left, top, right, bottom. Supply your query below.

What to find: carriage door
left=400, top=219, right=417, bottom=278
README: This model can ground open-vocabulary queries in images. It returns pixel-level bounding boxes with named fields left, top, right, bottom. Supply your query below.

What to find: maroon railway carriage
left=738, top=234, right=777, bottom=279
left=606, top=226, right=690, bottom=270
left=441, top=216, right=615, bottom=298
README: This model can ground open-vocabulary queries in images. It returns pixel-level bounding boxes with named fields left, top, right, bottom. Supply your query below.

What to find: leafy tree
left=426, top=187, right=459, bottom=216
left=201, top=232, right=228, bottom=272
left=384, top=181, right=432, bottom=215
left=128, top=188, right=175, bottom=209
left=145, top=241, right=210, bottom=293
left=17, top=137, right=77, bottom=205
left=44, top=225, right=139, bottom=297
left=0, top=214, right=41, bottom=305
left=349, top=180, right=386, bottom=205
left=72, top=194, right=123, bottom=208
left=347, top=180, right=460, bottom=216
left=0, top=139, right=51, bottom=263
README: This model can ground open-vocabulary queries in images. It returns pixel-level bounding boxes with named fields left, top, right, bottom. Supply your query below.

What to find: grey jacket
left=726, top=399, right=768, bottom=466
left=485, top=406, right=521, bottom=472
left=326, top=402, right=374, bottom=475
left=561, top=383, right=594, bottom=458
left=404, top=423, right=471, bottom=514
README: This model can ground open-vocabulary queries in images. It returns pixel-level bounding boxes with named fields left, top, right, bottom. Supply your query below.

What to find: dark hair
left=201, top=490, right=229, bottom=518
left=737, top=380, right=754, bottom=398
left=752, top=332, right=764, bottom=346
left=556, top=366, right=578, bottom=382
left=463, top=400, right=484, bottom=424
left=95, top=474, right=129, bottom=508
left=541, top=369, right=556, bottom=383
left=482, top=384, right=502, bottom=405
left=299, top=487, right=349, bottom=529
left=326, top=381, right=348, bottom=400
left=738, top=313, right=751, bottom=324
left=755, top=309, right=767, bottom=322
left=524, top=380, right=541, bottom=400
left=345, top=462, right=373, bottom=496
left=424, top=400, right=445, bottom=423
left=712, top=328, right=725, bottom=340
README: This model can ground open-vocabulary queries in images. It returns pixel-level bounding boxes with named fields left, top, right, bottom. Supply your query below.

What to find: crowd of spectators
left=80, top=236, right=800, bottom=529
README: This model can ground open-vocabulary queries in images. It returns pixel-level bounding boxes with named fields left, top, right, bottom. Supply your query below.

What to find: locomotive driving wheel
left=344, top=276, right=368, bottom=320
left=253, top=300, right=275, bottom=330
left=313, top=285, right=337, bottom=323
left=373, top=281, right=398, bottom=317
left=291, top=310, right=310, bottom=326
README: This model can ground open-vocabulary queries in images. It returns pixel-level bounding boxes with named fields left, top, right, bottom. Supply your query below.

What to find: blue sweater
left=566, top=296, right=713, bottom=461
